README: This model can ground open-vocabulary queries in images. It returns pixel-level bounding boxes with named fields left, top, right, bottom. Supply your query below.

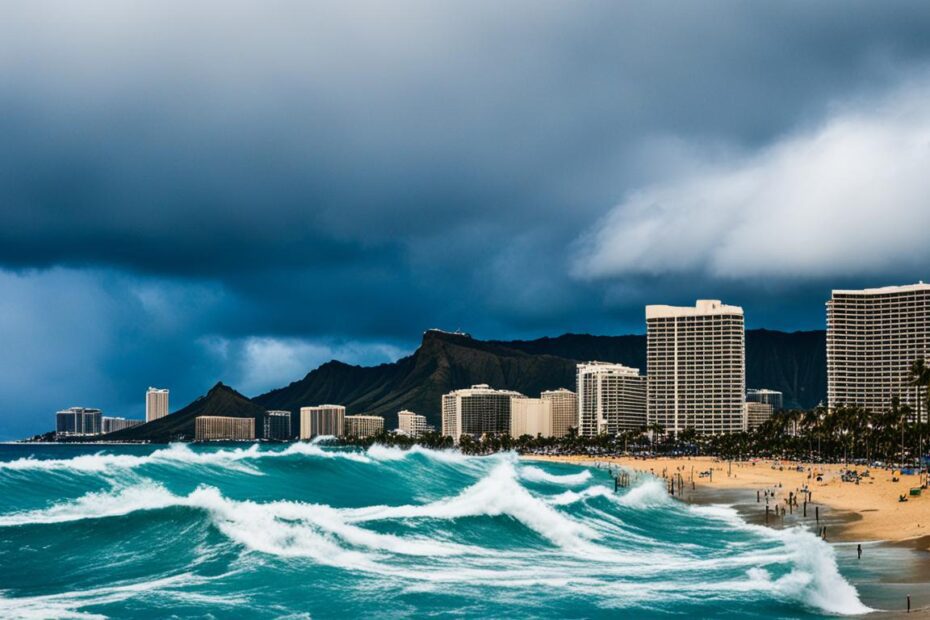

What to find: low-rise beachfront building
left=397, top=410, right=428, bottom=438
left=263, top=410, right=292, bottom=440
left=56, top=407, right=103, bottom=436
left=510, top=397, right=553, bottom=438
left=345, top=414, right=385, bottom=438
left=827, top=283, right=930, bottom=418
left=101, top=417, right=143, bottom=434
left=577, top=362, right=646, bottom=436
left=746, top=388, right=784, bottom=411
left=744, top=402, right=773, bottom=431
left=646, top=300, right=746, bottom=436
left=300, top=405, right=346, bottom=439
left=540, top=388, right=577, bottom=438
left=441, top=384, right=523, bottom=443
left=194, top=415, right=255, bottom=441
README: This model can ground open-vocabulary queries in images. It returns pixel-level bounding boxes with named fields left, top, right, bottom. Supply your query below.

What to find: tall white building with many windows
left=397, top=410, right=429, bottom=438
left=510, top=397, right=553, bottom=438
left=540, top=388, right=577, bottom=438
left=345, top=414, right=384, bottom=438
left=300, top=405, right=346, bottom=439
left=576, top=362, right=646, bottom=437
left=827, top=283, right=930, bottom=417
left=441, top=384, right=523, bottom=442
left=646, top=300, right=746, bottom=435
left=146, top=387, right=169, bottom=422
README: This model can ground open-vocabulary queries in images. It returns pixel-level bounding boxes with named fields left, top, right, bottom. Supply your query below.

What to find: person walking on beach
left=857, top=544, right=862, bottom=559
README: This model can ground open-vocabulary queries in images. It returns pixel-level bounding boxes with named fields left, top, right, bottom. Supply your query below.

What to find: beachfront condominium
left=746, top=388, right=784, bottom=411
left=397, top=410, right=429, bottom=438
left=510, top=397, right=553, bottom=438
left=300, top=405, right=346, bottom=439
left=441, top=384, right=524, bottom=442
left=101, top=417, right=143, bottom=434
left=345, top=414, right=385, bottom=438
left=744, top=402, right=774, bottom=431
left=146, top=387, right=169, bottom=422
left=540, top=388, right=577, bottom=438
left=827, top=283, right=930, bottom=418
left=195, top=415, right=255, bottom=441
left=646, top=300, right=746, bottom=435
left=576, top=362, right=647, bottom=437
left=263, top=410, right=292, bottom=440
left=56, top=407, right=102, bottom=436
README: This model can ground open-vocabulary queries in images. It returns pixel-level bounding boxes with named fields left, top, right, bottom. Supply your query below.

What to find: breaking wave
left=0, top=444, right=872, bottom=617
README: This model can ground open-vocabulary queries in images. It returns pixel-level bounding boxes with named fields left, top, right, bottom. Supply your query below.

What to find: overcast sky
left=3, top=1, right=930, bottom=438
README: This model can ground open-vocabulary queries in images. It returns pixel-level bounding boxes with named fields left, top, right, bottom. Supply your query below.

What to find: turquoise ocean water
left=0, top=442, right=914, bottom=618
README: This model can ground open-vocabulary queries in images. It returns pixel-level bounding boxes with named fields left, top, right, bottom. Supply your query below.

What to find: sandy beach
left=525, top=455, right=930, bottom=550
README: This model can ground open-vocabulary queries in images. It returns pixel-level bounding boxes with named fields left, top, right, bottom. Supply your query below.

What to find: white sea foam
left=519, top=465, right=592, bottom=486
left=0, top=572, right=245, bottom=620
left=342, top=461, right=599, bottom=549
left=546, top=485, right=615, bottom=506
left=0, top=455, right=872, bottom=616
left=614, top=479, right=672, bottom=508
left=365, top=443, right=489, bottom=466
left=0, top=441, right=373, bottom=474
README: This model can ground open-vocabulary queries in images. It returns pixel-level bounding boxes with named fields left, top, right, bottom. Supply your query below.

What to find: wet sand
left=524, top=454, right=930, bottom=617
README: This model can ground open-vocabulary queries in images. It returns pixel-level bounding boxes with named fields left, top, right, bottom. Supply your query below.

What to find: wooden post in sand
left=757, top=490, right=760, bottom=503
left=815, top=506, right=819, bottom=523
left=803, top=500, right=807, bottom=517
left=765, top=505, right=769, bottom=524
left=907, top=595, right=911, bottom=613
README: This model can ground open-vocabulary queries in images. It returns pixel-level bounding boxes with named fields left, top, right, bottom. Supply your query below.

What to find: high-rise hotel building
left=510, top=398, right=553, bottom=438
left=646, top=300, right=746, bottom=435
left=300, top=405, right=346, bottom=439
left=827, top=283, right=930, bottom=416
left=540, top=388, right=577, bottom=438
left=195, top=415, right=255, bottom=441
left=56, top=407, right=103, bottom=436
left=576, top=362, right=646, bottom=437
left=397, top=410, right=429, bottom=438
left=345, top=414, right=385, bottom=438
left=146, top=387, right=169, bottom=422
left=441, top=384, right=523, bottom=442
left=263, top=410, right=292, bottom=440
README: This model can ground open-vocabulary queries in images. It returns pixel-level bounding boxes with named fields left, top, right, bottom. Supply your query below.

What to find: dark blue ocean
left=0, top=442, right=920, bottom=618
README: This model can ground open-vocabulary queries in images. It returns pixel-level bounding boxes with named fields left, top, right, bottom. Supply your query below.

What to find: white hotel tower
left=145, top=387, right=169, bottom=422
left=827, top=283, right=930, bottom=416
left=646, top=300, right=746, bottom=435
left=576, top=362, right=646, bottom=437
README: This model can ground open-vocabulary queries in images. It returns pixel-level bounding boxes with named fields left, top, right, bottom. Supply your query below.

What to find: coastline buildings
left=55, top=407, right=102, bottom=436
left=345, top=414, right=385, bottom=438
left=195, top=415, right=255, bottom=441
left=746, top=388, right=784, bottom=411
left=146, top=387, right=169, bottom=422
left=263, top=410, right=292, bottom=440
left=441, top=384, right=523, bottom=442
left=101, top=417, right=143, bottom=434
left=827, top=283, right=930, bottom=417
left=300, top=405, right=346, bottom=439
left=540, top=388, right=577, bottom=438
left=744, top=402, right=774, bottom=431
left=646, top=300, right=746, bottom=435
left=397, top=410, right=428, bottom=438
left=510, top=397, right=553, bottom=438
left=576, top=362, right=646, bottom=437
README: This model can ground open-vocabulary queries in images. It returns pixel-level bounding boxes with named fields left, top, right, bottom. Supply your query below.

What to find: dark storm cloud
left=3, top=1, right=930, bottom=436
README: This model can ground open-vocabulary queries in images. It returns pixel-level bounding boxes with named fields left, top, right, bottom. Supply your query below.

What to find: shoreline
left=522, top=454, right=930, bottom=552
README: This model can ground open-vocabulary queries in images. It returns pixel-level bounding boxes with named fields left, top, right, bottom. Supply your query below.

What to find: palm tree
left=909, top=358, right=930, bottom=468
